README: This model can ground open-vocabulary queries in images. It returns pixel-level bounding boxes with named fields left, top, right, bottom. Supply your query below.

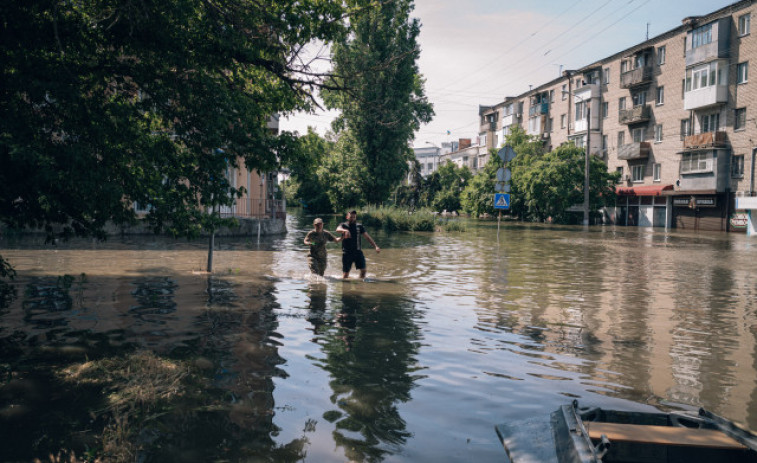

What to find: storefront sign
left=673, top=196, right=716, bottom=207
left=673, top=198, right=691, bottom=206
left=696, top=197, right=716, bottom=207
left=730, top=213, right=749, bottom=229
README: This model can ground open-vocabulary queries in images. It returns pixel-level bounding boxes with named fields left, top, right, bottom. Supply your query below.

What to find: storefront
left=671, top=193, right=729, bottom=232
left=609, top=185, right=673, bottom=228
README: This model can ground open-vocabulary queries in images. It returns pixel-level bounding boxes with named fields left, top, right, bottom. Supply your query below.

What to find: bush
left=360, top=206, right=437, bottom=232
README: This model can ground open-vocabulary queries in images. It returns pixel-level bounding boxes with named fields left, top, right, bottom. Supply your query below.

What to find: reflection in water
left=315, top=285, right=421, bottom=462
left=1, top=221, right=757, bottom=461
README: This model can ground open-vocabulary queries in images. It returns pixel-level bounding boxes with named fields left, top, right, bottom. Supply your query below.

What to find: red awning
left=615, top=184, right=674, bottom=196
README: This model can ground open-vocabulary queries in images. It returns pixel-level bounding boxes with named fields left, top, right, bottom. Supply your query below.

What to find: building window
left=619, top=97, right=626, bottom=111
left=616, top=166, right=624, bottom=183
left=575, top=101, right=587, bottom=121
left=735, top=108, right=746, bottom=131
left=691, top=23, right=713, bottom=49
left=732, top=155, right=745, bottom=177
left=656, top=86, right=664, bottom=105
left=738, top=62, right=748, bottom=84
left=603, top=68, right=610, bottom=84
left=632, top=164, right=644, bottom=182
left=657, top=45, right=666, bottom=65
left=739, top=13, right=751, bottom=36
left=561, top=114, right=566, bottom=129
left=620, top=61, right=628, bottom=74
left=680, top=119, right=691, bottom=139
left=427, top=163, right=433, bottom=171
left=602, top=101, right=609, bottom=118
left=700, top=113, right=719, bottom=133
left=480, top=133, right=487, bottom=146
left=686, top=61, right=726, bottom=92
left=549, top=118, right=554, bottom=132
left=681, top=152, right=712, bottom=173
left=575, top=78, right=582, bottom=88
left=618, top=131, right=625, bottom=147
left=634, top=53, right=647, bottom=69
left=561, top=84, right=567, bottom=100
left=602, top=135, right=608, bottom=153
left=632, top=127, right=646, bottom=143
left=654, top=124, right=663, bottom=142
left=632, top=90, right=646, bottom=107
left=653, top=163, right=661, bottom=182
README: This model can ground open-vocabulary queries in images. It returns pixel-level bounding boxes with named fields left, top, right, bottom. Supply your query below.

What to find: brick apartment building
left=479, top=0, right=757, bottom=232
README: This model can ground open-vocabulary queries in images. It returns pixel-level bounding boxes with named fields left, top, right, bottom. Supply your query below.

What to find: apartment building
left=479, top=0, right=757, bottom=232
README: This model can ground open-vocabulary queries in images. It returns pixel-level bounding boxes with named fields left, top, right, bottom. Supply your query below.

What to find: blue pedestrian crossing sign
left=494, top=193, right=510, bottom=210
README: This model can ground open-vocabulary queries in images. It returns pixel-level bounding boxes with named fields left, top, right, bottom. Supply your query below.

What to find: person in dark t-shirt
left=335, top=210, right=380, bottom=279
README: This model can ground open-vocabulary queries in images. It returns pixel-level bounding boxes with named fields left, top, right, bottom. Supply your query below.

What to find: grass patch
left=360, top=206, right=465, bottom=232
left=59, top=351, right=199, bottom=462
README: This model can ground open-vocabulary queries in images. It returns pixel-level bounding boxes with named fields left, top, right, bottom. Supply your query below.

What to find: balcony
left=501, top=113, right=519, bottom=127
left=685, top=20, right=730, bottom=67
left=480, top=120, right=497, bottom=132
left=617, top=142, right=651, bottom=161
left=574, top=83, right=599, bottom=100
left=682, top=131, right=727, bottom=150
left=619, top=105, right=651, bottom=125
left=683, top=84, right=728, bottom=110
left=526, top=115, right=544, bottom=136
left=529, top=102, right=549, bottom=117
left=620, top=66, right=653, bottom=89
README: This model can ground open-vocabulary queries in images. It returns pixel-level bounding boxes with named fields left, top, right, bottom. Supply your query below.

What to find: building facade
left=477, top=0, right=757, bottom=232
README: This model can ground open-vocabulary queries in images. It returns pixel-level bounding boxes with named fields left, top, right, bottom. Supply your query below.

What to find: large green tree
left=324, top=0, right=433, bottom=205
left=0, top=0, right=347, bottom=273
left=513, top=144, right=619, bottom=223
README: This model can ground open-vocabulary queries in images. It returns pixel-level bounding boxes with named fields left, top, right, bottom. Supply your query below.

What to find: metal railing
left=218, top=198, right=286, bottom=220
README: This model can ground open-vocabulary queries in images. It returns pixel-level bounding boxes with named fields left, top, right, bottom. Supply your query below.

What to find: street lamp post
left=564, top=91, right=590, bottom=226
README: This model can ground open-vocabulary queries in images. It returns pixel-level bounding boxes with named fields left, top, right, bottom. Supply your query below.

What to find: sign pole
left=497, top=211, right=501, bottom=244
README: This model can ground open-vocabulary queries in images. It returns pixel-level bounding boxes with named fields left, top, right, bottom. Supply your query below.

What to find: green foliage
left=513, top=143, right=619, bottom=223
left=360, top=206, right=437, bottom=232
left=502, top=127, right=549, bottom=219
left=285, top=128, right=335, bottom=213
left=461, top=150, right=501, bottom=217
left=422, top=162, right=472, bottom=213
left=318, top=130, right=370, bottom=213
left=324, top=0, right=434, bottom=205
left=0, top=1, right=347, bottom=245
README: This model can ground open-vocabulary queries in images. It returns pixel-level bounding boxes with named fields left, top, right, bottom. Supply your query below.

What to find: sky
left=279, top=0, right=735, bottom=149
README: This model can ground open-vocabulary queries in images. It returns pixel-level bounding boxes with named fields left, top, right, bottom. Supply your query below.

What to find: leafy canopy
left=323, top=0, right=433, bottom=205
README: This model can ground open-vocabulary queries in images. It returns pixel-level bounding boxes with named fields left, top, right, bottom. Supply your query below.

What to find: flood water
left=1, top=213, right=757, bottom=462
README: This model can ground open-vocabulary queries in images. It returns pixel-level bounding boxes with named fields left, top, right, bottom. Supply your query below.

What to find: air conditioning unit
left=516, top=113, right=522, bottom=119
left=541, top=133, right=550, bottom=139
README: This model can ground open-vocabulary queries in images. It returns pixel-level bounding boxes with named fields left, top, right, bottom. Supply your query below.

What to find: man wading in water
left=304, top=218, right=341, bottom=276
left=336, top=210, right=380, bottom=279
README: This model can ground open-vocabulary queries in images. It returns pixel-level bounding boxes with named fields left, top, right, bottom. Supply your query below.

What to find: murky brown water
left=1, top=214, right=756, bottom=462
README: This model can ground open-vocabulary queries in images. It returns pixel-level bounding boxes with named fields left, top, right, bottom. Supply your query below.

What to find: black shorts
left=342, top=251, right=366, bottom=272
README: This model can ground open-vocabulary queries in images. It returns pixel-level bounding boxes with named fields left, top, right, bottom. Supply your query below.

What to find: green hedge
left=359, top=206, right=465, bottom=232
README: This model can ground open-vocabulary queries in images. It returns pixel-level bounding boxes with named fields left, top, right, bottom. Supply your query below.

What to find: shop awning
left=615, top=184, right=674, bottom=196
